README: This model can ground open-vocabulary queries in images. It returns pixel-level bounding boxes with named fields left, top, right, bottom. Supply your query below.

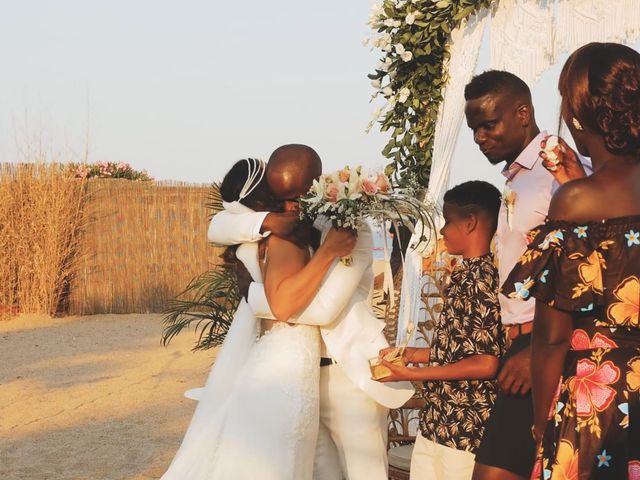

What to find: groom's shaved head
left=267, top=144, right=322, bottom=200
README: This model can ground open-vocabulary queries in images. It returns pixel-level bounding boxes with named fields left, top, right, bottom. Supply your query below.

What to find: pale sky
left=1, top=1, right=638, bottom=189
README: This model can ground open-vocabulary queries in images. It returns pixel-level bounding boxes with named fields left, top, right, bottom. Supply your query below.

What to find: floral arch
left=367, top=0, right=640, bottom=341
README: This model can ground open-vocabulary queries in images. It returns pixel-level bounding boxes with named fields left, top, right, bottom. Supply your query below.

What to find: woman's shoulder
left=547, top=176, right=601, bottom=223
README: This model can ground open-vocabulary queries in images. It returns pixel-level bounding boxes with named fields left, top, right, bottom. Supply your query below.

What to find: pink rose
left=339, top=169, right=350, bottom=182
left=325, top=183, right=339, bottom=202
left=361, top=179, right=378, bottom=196
left=375, top=174, right=390, bottom=193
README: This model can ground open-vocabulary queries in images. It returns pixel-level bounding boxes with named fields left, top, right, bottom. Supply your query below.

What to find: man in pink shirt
left=463, top=70, right=585, bottom=480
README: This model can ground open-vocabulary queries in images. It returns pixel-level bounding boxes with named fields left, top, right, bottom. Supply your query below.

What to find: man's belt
left=504, top=321, right=534, bottom=340
left=320, top=357, right=336, bottom=367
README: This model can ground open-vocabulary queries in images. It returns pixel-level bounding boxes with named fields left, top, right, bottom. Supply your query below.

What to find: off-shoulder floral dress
left=503, top=217, right=640, bottom=480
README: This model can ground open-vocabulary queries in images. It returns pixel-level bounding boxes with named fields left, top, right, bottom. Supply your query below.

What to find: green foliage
left=161, top=264, right=241, bottom=351
left=206, top=182, right=224, bottom=220
left=367, top=0, right=492, bottom=187
left=162, top=182, right=231, bottom=351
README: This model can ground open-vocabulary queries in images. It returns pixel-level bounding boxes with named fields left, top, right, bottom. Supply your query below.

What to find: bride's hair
left=220, top=158, right=278, bottom=212
left=559, top=42, right=640, bottom=157
left=219, top=159, right=279, bottom=294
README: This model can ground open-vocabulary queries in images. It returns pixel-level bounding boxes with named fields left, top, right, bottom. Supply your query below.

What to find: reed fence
left=68, top=179, right=221, bottom=315
left=1, top=162, right=222, bottom=316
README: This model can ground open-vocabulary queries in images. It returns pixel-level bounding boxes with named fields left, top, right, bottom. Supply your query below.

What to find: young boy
left=379, top=180, right=505, bottom=480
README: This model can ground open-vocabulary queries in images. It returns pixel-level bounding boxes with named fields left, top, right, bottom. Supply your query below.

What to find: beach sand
left=0, top=314, right=217, bottom=480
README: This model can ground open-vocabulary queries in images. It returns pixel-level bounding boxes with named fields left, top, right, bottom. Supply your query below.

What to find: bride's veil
left=161, top=297, right=258, bottom=478
left=161, top=202, right=263, bottom=478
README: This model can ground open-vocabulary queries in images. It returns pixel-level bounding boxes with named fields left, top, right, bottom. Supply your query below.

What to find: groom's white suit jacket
left=209, top=209, right=414, bottom=409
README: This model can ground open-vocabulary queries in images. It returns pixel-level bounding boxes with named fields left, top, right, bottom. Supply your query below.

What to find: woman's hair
left=559, top=42, right=640, bottom=156
left=220, top=158, right=276, bottom=212
left=219, top=159, right=278, bottom=293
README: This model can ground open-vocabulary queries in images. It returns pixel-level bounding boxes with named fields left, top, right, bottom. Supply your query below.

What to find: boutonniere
left=503, top=186, right=517, bottom=231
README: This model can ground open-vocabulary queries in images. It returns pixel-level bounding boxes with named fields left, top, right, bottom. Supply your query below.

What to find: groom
left=209, top=144, right=414, bottom=480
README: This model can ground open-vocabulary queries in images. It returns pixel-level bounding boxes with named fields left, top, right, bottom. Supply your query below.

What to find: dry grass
left=0, top=162, right=87, bottom=315
left=68, top=179, right=221, bottom=315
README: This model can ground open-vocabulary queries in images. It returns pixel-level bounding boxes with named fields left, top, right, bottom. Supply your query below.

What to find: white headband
left=238, top=158, right=265, bottom=201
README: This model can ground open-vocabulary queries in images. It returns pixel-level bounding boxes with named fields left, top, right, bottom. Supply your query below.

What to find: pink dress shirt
left=496, top=131, right=557, bottom=326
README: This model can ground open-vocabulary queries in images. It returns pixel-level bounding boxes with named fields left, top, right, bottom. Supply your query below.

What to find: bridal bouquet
left=299, top=166, right=435, bottom=264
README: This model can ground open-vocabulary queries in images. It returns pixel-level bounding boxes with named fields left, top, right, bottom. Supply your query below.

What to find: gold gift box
left=369, top=355, right=405, bottom=380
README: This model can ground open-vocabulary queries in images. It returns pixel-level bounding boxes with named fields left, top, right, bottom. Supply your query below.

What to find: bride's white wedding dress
left=161, top=242, right=320, bottom=480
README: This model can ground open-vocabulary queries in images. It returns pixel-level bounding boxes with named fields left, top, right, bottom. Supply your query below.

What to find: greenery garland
left=367, top=0, right=492, bottom=187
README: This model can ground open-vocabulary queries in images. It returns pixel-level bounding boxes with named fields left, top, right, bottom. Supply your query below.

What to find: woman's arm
left=263, top=229, right=356, bottom=321
left=377, top=354, right=499, bottom=382
left=531, top=301, right=572, bottom=440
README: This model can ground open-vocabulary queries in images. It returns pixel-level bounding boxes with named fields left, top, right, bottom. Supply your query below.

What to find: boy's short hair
left=443, top=181, right=502, bottom=235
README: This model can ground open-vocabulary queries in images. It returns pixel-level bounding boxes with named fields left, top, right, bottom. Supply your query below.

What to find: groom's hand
left=261, top=212, right=299, bottom=236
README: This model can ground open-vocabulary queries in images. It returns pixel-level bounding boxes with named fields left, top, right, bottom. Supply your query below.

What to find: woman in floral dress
left=503, top=42, right=640, bottom=479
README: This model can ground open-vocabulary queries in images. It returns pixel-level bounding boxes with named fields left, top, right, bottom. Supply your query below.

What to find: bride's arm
left=249, top=225, right=372, bottom=326
left=263, top=230, right=356, bottom=322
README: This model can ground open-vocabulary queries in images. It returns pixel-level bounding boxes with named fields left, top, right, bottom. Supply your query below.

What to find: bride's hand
left=319, top=227, right=357, bottom=259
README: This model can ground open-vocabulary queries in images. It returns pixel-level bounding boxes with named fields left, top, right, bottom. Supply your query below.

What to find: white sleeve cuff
left=253, top=211, right=271, bottom=240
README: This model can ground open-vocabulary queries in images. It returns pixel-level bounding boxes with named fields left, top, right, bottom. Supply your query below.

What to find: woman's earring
left=572, top=117, right=584, bottom=131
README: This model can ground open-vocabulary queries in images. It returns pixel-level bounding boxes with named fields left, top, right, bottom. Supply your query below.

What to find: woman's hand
left=540, top=135, right=586, bottom=184
left=319, top=227, right=357, bottom=259
left=531, top=423, right=545, bottom=445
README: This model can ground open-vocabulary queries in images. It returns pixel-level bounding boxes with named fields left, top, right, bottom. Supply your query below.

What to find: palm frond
left=161, top=263, right=241, bottom=351
left=206, top=182, right=223, bottom=220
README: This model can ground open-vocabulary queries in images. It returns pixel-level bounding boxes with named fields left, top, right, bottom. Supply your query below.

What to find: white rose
left=370, top=2, right=384, bottom=19
left=384, top=18, right=396, bottom=27
left=382, top=86, right=393, bottom=97
left=398, top=87, right=410, bottom=103
left=371, top=78, right=381, bottom=89
left=393, top=19, right=402, bottom=27
left=394, top=43, right=406, bottom=54
left=400, top=50, right=413, bottom=62
left=378, top=58, right=393, bottom=72
left=543, top=135, right=562, bottom=170
left=406, top=13, right=416, bottom=24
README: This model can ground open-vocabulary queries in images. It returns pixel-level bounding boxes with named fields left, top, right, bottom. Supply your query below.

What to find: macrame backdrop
left=396, top=0, right=640, bottom=344
left=397, top=11, right=488, bottom=346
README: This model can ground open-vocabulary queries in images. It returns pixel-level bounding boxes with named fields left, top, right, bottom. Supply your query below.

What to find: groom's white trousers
left=313, top=364, right=389, bottom=480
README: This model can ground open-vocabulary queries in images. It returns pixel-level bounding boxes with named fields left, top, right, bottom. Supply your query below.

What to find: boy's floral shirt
left=420, top=253, right=505, bottom=453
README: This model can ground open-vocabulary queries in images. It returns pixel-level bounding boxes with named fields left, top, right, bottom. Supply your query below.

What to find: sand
left=0, top=314, right=217, bottom=480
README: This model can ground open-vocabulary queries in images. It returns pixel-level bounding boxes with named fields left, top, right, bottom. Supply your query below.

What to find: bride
left=161, top=157, right=355, bottom=480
